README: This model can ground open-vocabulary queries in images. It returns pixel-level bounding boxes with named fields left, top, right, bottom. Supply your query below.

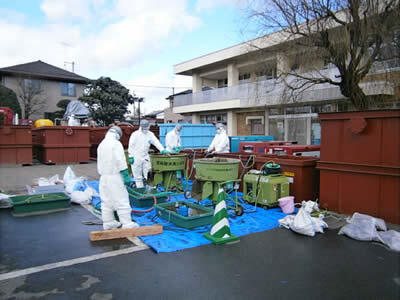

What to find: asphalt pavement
left=0, top=162, right=399, bottom=299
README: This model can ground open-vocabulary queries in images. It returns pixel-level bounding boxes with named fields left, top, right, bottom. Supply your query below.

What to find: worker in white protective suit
left=128, top=120, right=170, bottom=188
left=207, top=123, right=230, bottom=153
left=165, top=124, right=183, bottom=152
left=68, top=114, right=81, bottom=126
left=97, top=126, right=138, bottom=230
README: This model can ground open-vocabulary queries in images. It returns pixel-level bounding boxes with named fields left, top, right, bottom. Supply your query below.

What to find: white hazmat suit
left=207, top=123, right=230, bottom=153
left=97, top=127, right=138, bottom=230
left=165, top=124, right=182, bottom=152
left=128, top=120, right=165, bottom=188
left=68, top=115, right=81, bottom=126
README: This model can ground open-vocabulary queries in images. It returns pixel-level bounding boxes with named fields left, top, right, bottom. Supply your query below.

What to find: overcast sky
left=0, top=0, right=250, bottom=115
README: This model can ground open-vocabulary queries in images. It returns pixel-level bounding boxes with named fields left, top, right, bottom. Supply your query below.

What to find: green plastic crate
left=128, top=187, right=169, bottom=208
left=10, top=193, right=70, bottom=216
left=155, top=201, right=214, bottom=229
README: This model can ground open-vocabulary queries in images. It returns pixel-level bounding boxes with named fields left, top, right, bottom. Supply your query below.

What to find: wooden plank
left=90, top=225, right=163, bottom=241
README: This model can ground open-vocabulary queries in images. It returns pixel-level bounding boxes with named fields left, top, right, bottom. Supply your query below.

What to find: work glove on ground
left=161, top=150, right=170, bottom=155
left=120, top=169, right=131, bottom=185
left=129, top=157, right=134, bottom=165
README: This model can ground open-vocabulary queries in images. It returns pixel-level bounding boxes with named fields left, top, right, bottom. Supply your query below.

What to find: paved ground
left=0, top=161, right=99, bottom=194
left=0, top=163, right=399, bottom=299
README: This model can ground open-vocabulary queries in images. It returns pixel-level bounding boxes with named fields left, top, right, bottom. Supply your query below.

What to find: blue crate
left=230, top=136, right=274, bottom=152
left=159, top=124, right=216, bottom=149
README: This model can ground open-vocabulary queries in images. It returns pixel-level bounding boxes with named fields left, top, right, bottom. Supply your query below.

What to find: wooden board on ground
left=90, top=225, right=163, bottom=241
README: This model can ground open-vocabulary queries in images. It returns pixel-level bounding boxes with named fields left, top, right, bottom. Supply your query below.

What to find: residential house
left=0, top=60, right=88, bottom=120
left=173, top=30, right=399, bottom=145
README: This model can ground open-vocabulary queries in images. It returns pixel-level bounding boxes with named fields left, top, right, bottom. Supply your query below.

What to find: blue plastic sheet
left=78, top=180, right=295, bottom=253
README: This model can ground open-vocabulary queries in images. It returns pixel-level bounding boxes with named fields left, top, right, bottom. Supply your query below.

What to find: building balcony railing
left=173, top=61, right=397, bottom=108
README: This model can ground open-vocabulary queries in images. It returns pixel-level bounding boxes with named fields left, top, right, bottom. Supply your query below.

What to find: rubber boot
left=118, top=212, right=139, bottom=229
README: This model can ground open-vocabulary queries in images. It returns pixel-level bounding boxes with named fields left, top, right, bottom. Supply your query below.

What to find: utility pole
left=133, top=97, right=144, bottom=125
left=64, top=61, right=75, bottom=72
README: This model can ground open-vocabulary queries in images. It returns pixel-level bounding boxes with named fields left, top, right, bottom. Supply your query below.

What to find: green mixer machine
left=243, top=161, right=290, bottom=208
left=150, top=154, right=191, bottom=197
left=191, top=157, right=244, bottom=216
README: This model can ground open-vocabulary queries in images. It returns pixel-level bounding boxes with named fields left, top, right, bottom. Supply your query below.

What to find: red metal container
left=317, top=110, right=400, bottom=224
left=0, top=107, right=14, bottom=125
left=267, top=145, right=320, bottom=157
left=33, top=126, right=90, bottom=164
left=0, top=125, right=32, bottom=165
left=215, top=152, right=319, bottom=202
left=239, top=141, right=296, bottom=153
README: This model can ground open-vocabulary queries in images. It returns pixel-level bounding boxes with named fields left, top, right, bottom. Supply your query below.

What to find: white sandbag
left=285, top=201, right=328, bottom=237
left=70, top=187, right=94, bottom=205
left=348, top=212, right=387, bottom=231
left=278, top=215, right=295, bottom=229
left=378, top=230, right=400, bottom=252
left=338, top=215, right=383, bottom=243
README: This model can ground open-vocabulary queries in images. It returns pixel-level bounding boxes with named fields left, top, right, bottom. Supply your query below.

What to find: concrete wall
left=236, top=111, right=265, bottom=136
left=2, top=75, right=85, bottom=119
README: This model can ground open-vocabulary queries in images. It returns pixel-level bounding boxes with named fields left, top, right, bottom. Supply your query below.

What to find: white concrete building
left=173, top=31, right=399, bottom=145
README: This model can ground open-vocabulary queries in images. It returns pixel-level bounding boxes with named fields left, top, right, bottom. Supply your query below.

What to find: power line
left=122, top=83, right=191, bottom=89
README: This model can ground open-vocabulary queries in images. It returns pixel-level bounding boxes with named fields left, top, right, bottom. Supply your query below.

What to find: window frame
left=61, top=82, right=77, bottom=97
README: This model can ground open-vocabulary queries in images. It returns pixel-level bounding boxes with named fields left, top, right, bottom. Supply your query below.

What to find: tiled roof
left=0, top=60, right=89, bottom=83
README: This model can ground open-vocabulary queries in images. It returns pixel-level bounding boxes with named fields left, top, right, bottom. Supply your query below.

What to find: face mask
left=142, top=128, right=149, bottom=134
left=216, top=128, right=222, bottom=134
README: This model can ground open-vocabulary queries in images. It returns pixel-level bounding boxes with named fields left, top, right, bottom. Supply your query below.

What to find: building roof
left=165, top=87, right=213, bottom=100
left=0, top=60, right=89, bottom=83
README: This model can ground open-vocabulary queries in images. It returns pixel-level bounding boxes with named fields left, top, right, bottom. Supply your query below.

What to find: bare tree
left=245, top=0, right=400, bottom=110
left=16, top=77, right=47, bottom=119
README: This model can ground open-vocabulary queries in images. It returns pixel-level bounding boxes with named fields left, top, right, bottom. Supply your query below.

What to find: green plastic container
left=150, top=154, right=186, bottom=172
left=194, top=158, right=240, bottom=181
left=127, top=187, right=169, bottom=208
left=155, top=201, right=214, bottom=229
left=10, top=193, right=70, bottom=216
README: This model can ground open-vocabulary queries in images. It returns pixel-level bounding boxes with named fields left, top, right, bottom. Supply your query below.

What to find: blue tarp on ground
left=78, top=180, right=294, bottom=253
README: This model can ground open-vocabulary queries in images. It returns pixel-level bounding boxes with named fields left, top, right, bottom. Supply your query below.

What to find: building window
left=217, top=79, right=227, bottom=88
left=311, top=118, right=321, bottom=145
left=256, top=67, right=276, bottom=80
left=239, top=73, right=251, bottom=84
left=24, top=79, right=41, bottom=94
left=285, top=106, right=311, bottom=114
left=61, top=82, right=76, bottom=97
left=269, top=118, right=284, bottom=141
left=250, top=119, right=264, bottom=135
left=311, top=103, right=336, bottom=113
left=287, top=118, right=307, bottom=145
left=200, top=113, right=227, bottom=124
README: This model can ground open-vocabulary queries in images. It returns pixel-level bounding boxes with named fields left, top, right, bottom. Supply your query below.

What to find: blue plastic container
left=158, top=124, right=215, bottom=149
left=230, top=136, right=274, bottom=152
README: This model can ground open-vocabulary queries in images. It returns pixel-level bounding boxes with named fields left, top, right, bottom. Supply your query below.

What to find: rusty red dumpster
left=317, top=110, right=400, bottom=224
left=0, top=125, right=32, bottom=165
left=33, top=126, right=90, bottom=164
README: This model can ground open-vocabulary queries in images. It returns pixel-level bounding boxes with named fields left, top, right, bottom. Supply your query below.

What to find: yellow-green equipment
left=191, top=157, right=244, bottom=215
left=243, top=170, right=290, bottom=207
left=150, top=154, right=191, bottom=197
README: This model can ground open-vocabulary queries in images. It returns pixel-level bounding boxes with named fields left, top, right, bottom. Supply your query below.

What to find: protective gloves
left=120, top=169, right=131, bottom=185
left=129, top=157, right=134, bottom=165
left=173, top=146, right=184, bottom=153
left=161, top=150, right=170, bottom=155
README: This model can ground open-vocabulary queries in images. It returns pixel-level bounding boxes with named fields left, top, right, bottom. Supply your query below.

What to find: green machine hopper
left=150, top=154, right=190, bottom=196
left=192, top=157, right=244, bottom=215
